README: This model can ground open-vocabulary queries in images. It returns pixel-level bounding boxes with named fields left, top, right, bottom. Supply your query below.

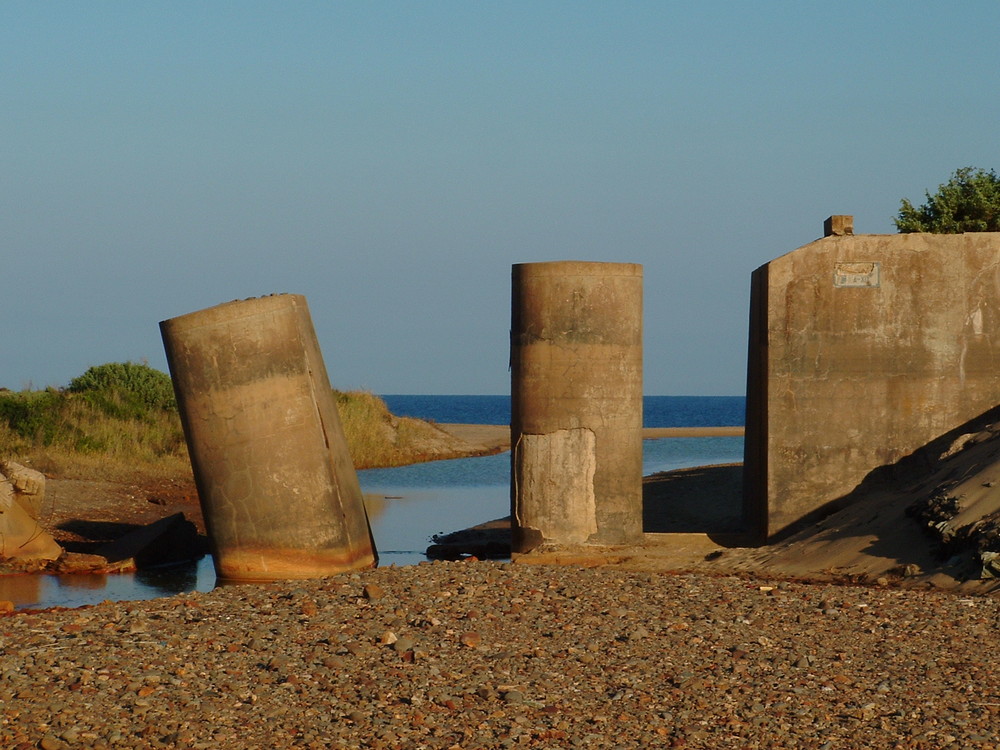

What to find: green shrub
left=0, top=389, right=64, bottom=445
left=68, top=361, right=176, bottom=420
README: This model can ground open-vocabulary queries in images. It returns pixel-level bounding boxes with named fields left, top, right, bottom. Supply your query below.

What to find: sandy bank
left=435, top=424, right=744, bottom=451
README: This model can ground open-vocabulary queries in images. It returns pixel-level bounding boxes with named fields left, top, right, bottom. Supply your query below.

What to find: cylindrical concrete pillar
left=160, top=294, right=376, bottom=582
left=510, top=261, right=643, bottom=553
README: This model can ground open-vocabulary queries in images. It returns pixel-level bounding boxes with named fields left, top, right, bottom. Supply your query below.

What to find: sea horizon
left=379, top=394, right=746, bottom=429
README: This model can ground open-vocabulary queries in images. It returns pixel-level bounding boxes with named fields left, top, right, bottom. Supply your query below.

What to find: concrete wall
left=745, top=226, right=1000, bottom=540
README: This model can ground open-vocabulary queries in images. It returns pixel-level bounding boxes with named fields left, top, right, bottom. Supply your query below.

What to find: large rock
left=0, top=462, right=62, bottom=561
left=0, top=460, right=46, bottom=518
left=96, top=512, right=202, bottom=569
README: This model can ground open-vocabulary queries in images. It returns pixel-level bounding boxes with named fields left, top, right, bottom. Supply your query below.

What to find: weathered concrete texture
left=160, top=295, right=376, bottom=582
left=0, top=461, right=61, bottom=561
left=513, top=428, right=598, bottom=545
left=510, top=261, right=643, bottom=552
left=745, top=227, right=1000, bottom=541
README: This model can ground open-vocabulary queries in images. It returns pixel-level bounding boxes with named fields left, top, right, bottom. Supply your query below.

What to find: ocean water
left=380, top=394, right=745, bottom=428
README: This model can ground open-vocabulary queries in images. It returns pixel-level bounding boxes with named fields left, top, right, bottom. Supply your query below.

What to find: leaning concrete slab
left=745, top=219, right=1000, bottom=540
left=160, top=295, right=376, bottom=582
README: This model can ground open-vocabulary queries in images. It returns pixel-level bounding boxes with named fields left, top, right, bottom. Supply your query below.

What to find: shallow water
left=11, top=436, right=744, bottom=610
left=2, top=557, right=217, bottom=611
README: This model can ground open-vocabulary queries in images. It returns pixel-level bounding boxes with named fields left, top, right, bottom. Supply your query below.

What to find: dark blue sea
left=380, top=395, right=745, bottom=428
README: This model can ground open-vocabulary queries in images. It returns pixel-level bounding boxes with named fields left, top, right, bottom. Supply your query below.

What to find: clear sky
left=3, top=2, right=999, bottom=395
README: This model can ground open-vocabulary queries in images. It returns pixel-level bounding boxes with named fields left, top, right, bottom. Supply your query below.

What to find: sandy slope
left=438, top=424, right=1000, bottom=594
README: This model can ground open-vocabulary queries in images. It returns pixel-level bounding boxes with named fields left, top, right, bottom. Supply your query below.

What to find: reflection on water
left=361, top=437, right=746, bottom=566
left=642, top=436, right=744, bottom=476
left=360, top=452, right=510, bottom=567
left=4, top=557, right=216, bottom=611
left=9, top=437, right=744, bottom=609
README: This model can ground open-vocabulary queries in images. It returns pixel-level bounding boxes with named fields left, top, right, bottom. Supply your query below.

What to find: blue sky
left=3, top=2, right=999, bottom=395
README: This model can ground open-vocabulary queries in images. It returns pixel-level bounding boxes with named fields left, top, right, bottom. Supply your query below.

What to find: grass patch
left=0, top=363, right=445, bottom=478
left=334, top=390, right=454, bottom=469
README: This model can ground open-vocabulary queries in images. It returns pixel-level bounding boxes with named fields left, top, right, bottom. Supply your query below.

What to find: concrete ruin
left=745, top=218, right=1000, bottom=541
left=160, top=294, right=376, bottom=582
left=510, top=261, right=644, bottom=552
left=0, top=460, right=61, bottom=561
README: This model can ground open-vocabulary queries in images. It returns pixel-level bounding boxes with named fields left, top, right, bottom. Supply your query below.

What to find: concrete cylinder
left=510, top=261, right=643, bottom=553
left=160, top=294, right=376, bottom=583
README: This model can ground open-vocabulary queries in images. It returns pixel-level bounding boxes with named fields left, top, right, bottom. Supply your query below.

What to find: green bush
left=0, top=368, right=439, bottom=477
left=67, top=361, right=176, bottom=419
left=0, top=389, right=64, bottom=445
left=896, top=167, right=1000, bottom=233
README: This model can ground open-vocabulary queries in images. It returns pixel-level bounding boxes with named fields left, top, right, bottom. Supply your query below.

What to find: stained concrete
left=745, top=224, right=1000, bottom=540
left=161, top=295, right=376, bottom=582
left=510, top=261, right=643, bottom=552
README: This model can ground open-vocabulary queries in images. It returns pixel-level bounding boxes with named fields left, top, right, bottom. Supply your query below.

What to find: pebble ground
left=2, top=561, right=999, bottom=749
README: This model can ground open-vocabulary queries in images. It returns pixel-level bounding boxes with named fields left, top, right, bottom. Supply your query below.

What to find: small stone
left=40, top=736, right=67, bottom=750
left=363, top=583, right=385, bottom=601
left=393, top=636, right=415, bottom=652
left=627, top=626, right=650, bottom=640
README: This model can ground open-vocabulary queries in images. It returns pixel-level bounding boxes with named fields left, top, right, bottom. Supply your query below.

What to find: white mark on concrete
left=513, top=428, right=597, bottom=544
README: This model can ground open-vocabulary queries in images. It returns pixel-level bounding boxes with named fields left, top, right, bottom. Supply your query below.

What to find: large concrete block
left=160, top=294, right=376, bottom=582
left=510, top=261, right=643, bottom=552
left=745, top=227, right=1000, bottom=539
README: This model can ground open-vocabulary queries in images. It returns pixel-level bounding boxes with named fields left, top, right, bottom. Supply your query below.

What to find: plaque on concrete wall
left=833, top=262, right=880, bottom=288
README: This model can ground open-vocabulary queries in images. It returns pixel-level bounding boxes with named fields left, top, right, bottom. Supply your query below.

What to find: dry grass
left=334, top=390, right=454, bottom=469
left=0, top=385, right=440, bottom=479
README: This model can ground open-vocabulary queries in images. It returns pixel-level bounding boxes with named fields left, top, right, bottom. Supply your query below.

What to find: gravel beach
left=3, top=560, right=999, bottom=749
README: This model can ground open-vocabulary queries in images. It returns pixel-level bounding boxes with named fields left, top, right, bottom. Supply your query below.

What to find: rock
left=0, top=460, right=45, bottom=518
left=363, top=583, right=385, bottom=601
left=393, top=636, right=415, bottom=653
left=459, top=631, right=481, bottom=648
left=0, top=469, right=61, bottom=562
left=95, top=512, right=202, bottom=569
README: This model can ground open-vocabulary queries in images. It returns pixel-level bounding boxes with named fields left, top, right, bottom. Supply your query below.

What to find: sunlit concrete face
left=745, top=224, right=1000, bottom=540
left=510, top=261, right=643, bottom=553
left=160, top=294, right=376, bottom=582
left=0, top=461, right=61, bottom=561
